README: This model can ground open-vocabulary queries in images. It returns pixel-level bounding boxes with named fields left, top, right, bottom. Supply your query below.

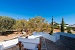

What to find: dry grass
left=0, top=33, right=23, bottom=42
left=0, top=29, right=75, bottom=42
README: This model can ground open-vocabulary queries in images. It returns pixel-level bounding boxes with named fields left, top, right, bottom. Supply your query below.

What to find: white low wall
left=22, top=42, right=37, bottom=49
left=28, top=35, right=42, bottom=39
left=33, top=32, right=75, bottom=42
left=18, top=37, right=40, bottom=44
left=1, top=32, right=69, bottom=50
left=18, top=37, right=40, bottom=49
left=0, top=35, right=40, bottom=50
left=32, top=32, right=58, bottom=42
left=0, top=38, right=18, bottom=50
left=0, top=43, right=3, bottom=50
left=52, top=33, right=60, bottom=41
left=52, top=32, right=75, bottom=42
left=55, top=32, right=75, bottom=38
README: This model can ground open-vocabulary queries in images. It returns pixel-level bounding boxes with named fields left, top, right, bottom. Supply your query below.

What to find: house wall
left=54, top=32, right=75, bottom=50
left=60, top=35, right=75, bottom=50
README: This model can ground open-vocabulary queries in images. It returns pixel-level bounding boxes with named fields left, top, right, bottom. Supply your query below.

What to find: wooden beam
left=16, top=41, right=24, bottom=50
left=38, top=37, right=42, bottom=50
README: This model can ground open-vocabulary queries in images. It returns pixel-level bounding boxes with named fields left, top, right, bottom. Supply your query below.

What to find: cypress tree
left=50, top=16, right=54, bottom=35
left=61, top=17, right=65, bottom=32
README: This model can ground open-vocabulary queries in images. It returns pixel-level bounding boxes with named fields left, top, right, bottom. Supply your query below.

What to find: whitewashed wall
left=0, top=43, right=3, bottom=50
left=32, top=32, right=58, bottom=42
left=1, top=32, right=74, bottom=50
left=55, top=32, right=75, bottom=38
left=52, top=33, right=60, bottom=41
left=18, top=37, right=40, bottom=44
left=18, top=37, right=40, bottom=49
left=0, top=35, right=40, bottom=50
left=0, top=38, right=18, bottom=50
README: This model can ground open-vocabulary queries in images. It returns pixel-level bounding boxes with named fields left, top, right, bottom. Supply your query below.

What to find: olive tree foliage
left=0, top=16, right=16, bottom=32
left=0, top=16, right=51, bottom=33
left=30, top=17, right=44, bottom=27
left=28, top=16, right=44, bottom=31
left=27, top=16, right=50, bottom=32
left=13, top=19, right=27, bottom=31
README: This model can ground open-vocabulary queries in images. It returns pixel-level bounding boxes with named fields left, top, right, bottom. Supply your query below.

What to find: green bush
left=67, top=27, right=72, bottom=34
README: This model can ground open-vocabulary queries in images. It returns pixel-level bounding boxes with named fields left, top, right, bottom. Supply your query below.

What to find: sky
left=0, top=0, right=75, bottom=24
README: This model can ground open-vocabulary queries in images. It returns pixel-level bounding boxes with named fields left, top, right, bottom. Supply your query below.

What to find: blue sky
left=0, top=0, right=75, bottom=24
